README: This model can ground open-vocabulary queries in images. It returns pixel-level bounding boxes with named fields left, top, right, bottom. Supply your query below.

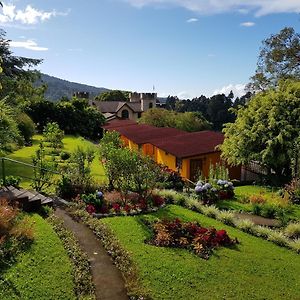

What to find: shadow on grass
left=0, top=240, right=34, bottom=297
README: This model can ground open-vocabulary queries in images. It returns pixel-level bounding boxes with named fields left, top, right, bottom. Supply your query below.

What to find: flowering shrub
left=158, top=166, right=185, bottom=191
left=82, top=192, right=165, bottom=216
left=194, top=178, right=235, bottom=204
left=195, top=181, right=218, bottom=205
left=146, top=218, right=238, bottom=259
left=216, top=179, right=234, bottom=199
left=285, top=178, right=300, bottom=204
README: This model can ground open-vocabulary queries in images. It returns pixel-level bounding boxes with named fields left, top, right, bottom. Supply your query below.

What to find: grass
left=4, top=135, right=106, bottom=189
left=216, top=185, right=300, bottom=221
left=101, top=205, right=300, bottom=300
left=0, top=214, right=76, bottom=300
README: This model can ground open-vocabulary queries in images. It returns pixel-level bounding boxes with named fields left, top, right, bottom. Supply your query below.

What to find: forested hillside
left=36, top=74, right=109, bottom=101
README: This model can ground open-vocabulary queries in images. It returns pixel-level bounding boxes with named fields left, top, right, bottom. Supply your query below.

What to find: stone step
left=0, top=186, right=54, bottom=211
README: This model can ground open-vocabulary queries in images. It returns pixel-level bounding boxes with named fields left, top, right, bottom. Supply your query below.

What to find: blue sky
left=1, top=0, right=300, bottom=98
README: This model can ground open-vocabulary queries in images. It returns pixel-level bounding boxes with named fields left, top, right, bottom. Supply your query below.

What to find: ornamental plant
left=195, top=181, right=219, bottom=205
left=146, top=218, right=237, bottom=259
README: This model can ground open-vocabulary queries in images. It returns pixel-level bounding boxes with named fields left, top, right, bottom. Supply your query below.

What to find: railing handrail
left=0, top=157, right=61, bottom=175
left=184, top=178, right=197, bottom=186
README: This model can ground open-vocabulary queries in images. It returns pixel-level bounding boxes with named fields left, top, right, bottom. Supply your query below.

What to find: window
left=121, top=109, right=129, bottom=119
left=149, top=102, right=153, bottom=109
left=176, top=157, right=182, bottom=170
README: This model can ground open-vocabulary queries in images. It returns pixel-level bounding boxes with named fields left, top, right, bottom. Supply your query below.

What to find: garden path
left=54, top=208, right=128, bottom=300
left=234, top=212, right=281, bottom=227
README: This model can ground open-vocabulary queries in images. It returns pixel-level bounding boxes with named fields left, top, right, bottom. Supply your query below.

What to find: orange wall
left=121, top=138, right=241, bottom=181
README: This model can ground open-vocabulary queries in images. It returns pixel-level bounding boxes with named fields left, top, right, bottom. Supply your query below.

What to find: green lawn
left=5, top=135, right=106, bottom=189
left=0, top=214, right=76, bottom=300
left=216, top=185, right=300, bottom=220
left=102, top=205, right=300, bottom=300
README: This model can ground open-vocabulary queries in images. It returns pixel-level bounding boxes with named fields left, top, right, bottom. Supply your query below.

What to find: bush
left=201, top=205, right=219, bottom=218
left=235, top=219, right=255, bottom=234
left=267, top=231, right=289, bottom=247
left=0, top=176, right=21, bottom=187
left=249, top=194, right=267, bottom=204
left=288, top=238, right=300, bottom=253
left=146, top=218, right=238, bottom=259
left=284, top=222, right=300, bottom=239
left=216, top=211, right=235, bottom=226
left=0, top=200, right=34, bottom=268
left=285, top=178, right=300, bottom=204
left=16, top=113, right=35, bottom=145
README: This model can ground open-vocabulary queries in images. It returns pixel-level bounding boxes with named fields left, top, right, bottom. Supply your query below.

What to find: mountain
left=36, top=74, right=109, bottom=102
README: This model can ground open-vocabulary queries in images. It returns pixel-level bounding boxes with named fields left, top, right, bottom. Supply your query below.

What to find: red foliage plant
left=148, top=218, right=237, bottom=259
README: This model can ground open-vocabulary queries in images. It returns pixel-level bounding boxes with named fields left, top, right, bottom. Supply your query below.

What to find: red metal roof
left=102, top=119, right=138, bottom=130
left=149, top=130, right=224, bottom=158
left=109, top=124, right=186, bottom=144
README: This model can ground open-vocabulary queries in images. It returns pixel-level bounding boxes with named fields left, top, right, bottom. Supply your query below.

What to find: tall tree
left=247, top=27, right=300, bottom=91
left=221, top=80, right=300, bottom=182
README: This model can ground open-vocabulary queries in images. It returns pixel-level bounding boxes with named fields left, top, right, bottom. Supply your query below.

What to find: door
left=190, top=159, right=203, bottom=181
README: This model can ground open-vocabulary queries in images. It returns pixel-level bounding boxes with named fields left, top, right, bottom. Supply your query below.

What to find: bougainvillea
left=147, top=218, right=238, bottom=259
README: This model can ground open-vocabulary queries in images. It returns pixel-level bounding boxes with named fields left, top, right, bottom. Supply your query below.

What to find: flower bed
left=145, top=218, right=238, bottom=259
left=78, top=191, right=166, bottom=218
left=195, top=179, right=234, bottom=205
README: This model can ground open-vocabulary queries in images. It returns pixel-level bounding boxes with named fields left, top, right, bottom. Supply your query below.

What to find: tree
left=139, top=108, right=211, bottom=132
left=247, top=27, right=300, bottom=91
left=221, top=80, right=300, bottom=182
left=16, top=112, right=35, bottom=145
left=0, top=100, right=21, bottom=154
left=95, top=90, right=130, bottom=102
left=43, top=122, right=64, bottom=150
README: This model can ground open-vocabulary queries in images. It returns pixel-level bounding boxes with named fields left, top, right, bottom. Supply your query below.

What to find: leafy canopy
left=248, top=27, right=300, bottom=91
left=221, top=80, right=300, bottom=179
left=139, top=108, right=211, bottom=132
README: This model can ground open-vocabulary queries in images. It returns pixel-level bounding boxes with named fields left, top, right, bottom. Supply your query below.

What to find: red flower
left=124, top=204, right=131, bottom=213
left=112, top=203, right=121, bottom=213
left=86, top=204, right=96, bottom=214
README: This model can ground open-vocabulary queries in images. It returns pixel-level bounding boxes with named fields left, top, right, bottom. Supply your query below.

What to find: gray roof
left=91, top=101, right=142, bottom=113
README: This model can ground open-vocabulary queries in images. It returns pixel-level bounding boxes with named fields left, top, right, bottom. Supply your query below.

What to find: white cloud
left=124, top=0, right=300, bottom=16
left=177, top=91, right=192, bottom=99
left=186, top=17, right=198, bottom=23
left=0, top=3, right=69, bottom=25
left=213, top=83, right=246, bottom=98
left=240, top=21, right=255, bottom=27
left=10, top=39, right=48, bottom=51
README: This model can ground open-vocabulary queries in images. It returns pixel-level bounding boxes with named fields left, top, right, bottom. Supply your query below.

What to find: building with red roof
left=102, top=121, right=241, bottom=181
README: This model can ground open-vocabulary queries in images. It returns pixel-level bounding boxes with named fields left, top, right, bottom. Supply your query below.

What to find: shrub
left=157, top=166, right=184, bottom=191
left=16, top=112, right=35, bottom=145
left=0, top=200, right=34, bottom=268
left=201, top=205, right=219, bottom=218
left=288, top=238, right=300, bottom=253
left=216, top=211, right=235, bottom=226
left=267, top=231, right=289, bottom=247
left=0, top=176, right=21, bottom=188
left=249, top=194, right=267, bottom=204
left=284, top=178, right=300, bottom=204
left=146, top=218, right=238, bottom=259
left=253, top=226, right=273, bottom=238
left=43, top=122, right=64, bottom=150
left=235, top=219, right=255, bottom=234
left=195, top=181, right=219, bottom=205
left=284, top=222, right=300, bottom=239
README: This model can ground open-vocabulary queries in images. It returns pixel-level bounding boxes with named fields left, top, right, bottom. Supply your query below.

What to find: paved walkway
left=234, top=212, right=281, bottom=227
left=55, top=208, right=128, bottom=300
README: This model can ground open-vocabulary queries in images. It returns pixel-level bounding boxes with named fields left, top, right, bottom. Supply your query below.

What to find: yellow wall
left=121, top=138, right=241, bottom=181
left=155, top=147, right=176, bottom=171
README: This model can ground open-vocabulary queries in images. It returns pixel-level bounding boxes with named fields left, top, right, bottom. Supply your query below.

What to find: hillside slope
left=36, top=73, right=109, bottom=101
